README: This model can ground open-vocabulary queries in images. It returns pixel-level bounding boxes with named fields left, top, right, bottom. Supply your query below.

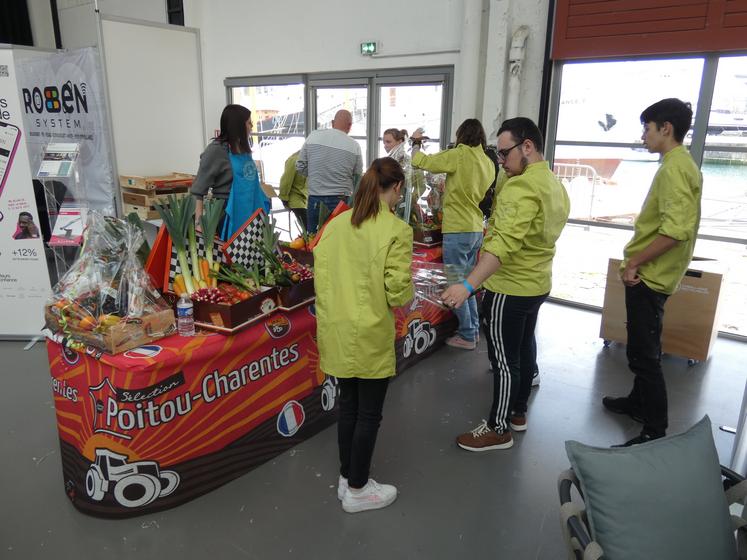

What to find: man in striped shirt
left=296, top=110, right=363, bottom=233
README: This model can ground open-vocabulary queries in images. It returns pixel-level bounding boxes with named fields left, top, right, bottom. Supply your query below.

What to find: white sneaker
left=337, top=475, right=348, bottom=501
left=341, top=479, right=397, bottom=513
left=532, top=371, right=541, bottom=387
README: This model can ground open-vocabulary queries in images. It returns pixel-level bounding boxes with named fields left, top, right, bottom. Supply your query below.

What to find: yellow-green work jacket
left=313, top=201, right=414, bottom=378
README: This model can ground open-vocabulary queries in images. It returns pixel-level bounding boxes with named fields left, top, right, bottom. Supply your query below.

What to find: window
left=230, top=82, right=305, bottom=191
left=376, top=83, right=444, bottom=158
left=547, top=54, right=747, bottom=336
left=226, top=68, right=452, bottom=190
left=314, top=86, right=368, bottom=161
left=166, top=0, right=184, bottom=26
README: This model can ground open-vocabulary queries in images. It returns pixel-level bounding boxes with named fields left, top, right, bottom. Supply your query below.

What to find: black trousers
left=625, top=282, right=669, bottom=437
left=290, top=207, right=308, bottom=231
left=481, top=290, right=548, bottom=433
left=337, top=377, right=390, bottom=488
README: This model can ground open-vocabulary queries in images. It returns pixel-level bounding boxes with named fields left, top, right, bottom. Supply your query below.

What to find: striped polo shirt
left=296, top=128, right=363, bottom=197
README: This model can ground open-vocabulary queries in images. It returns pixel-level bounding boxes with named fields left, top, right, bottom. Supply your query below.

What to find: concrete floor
left=1, top=302, right=744, bottom=559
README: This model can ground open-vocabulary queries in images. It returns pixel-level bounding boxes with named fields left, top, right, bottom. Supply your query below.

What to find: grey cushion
left=565, top=416, right=736, bottom=560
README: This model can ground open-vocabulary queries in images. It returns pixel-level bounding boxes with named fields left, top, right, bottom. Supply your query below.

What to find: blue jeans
left=442, top=231, right=483, bottom=342
left=308, top=194, right=348, bottom=233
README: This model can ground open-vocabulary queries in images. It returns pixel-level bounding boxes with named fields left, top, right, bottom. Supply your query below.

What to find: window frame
left=224, top=66, right=453, bottom=167
left=545, top=52, right=747, bottom=245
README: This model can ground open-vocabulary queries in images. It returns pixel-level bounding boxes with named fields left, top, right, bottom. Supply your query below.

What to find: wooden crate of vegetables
left=156, top=196, right=279, bottom=332
left=45, top=302, right=174, bottom=354
left=254, top=214, right=315, bottom=310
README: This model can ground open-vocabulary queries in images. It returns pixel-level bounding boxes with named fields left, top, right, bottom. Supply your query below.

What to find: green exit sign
left=360, top=41, right=377, bottom=56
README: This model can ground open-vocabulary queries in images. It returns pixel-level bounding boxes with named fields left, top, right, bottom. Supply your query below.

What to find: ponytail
left=351, top=157, right=404, bottom=227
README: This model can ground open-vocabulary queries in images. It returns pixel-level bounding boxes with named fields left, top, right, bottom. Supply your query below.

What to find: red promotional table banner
left=47, top=298, right=454, bottom=518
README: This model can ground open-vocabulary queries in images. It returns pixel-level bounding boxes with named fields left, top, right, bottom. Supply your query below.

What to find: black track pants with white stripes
left=481, top=290, right=548, bottom=433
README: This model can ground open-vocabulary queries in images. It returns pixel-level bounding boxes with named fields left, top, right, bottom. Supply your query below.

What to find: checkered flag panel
left=167, top=232, right=228, bottom=290
left=221, top=210, right=266, bottom=271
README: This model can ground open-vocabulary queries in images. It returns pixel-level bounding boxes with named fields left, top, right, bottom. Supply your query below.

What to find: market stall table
left=47, top=295, right=455, bottom=518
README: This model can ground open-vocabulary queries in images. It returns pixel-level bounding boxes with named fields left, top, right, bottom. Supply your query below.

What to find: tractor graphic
left=320, top=376, right=338, bottom=412
left=85, top=448, right=180, bottom=508
left=402, top=318, right=437, bottom=358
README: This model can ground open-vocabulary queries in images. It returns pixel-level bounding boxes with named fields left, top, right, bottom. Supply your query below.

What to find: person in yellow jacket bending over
left=279, top=150, right=308, bottom=231
left=313, top=157, right=414, bottom=513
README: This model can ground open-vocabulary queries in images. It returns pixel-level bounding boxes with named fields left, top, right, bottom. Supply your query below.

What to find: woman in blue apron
left=221, top=140, right=271, bottom=240
left=191, top=104, right=270, bottom=239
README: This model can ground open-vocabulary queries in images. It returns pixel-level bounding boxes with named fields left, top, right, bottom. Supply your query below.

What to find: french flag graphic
left=277, top=400, right=306, bottom=437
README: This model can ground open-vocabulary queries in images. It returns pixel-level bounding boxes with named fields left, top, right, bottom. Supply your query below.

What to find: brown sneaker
left=509, top=414, right=527, bottom=432
left=456, top=420, right=513, bottom=452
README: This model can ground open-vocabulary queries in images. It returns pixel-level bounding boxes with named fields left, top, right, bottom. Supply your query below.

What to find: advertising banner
left=14, top=47, right=115, bottom=214
left=46, top=296, right=454, bottom=518
left=47, top=304, right=335, bottom=518
left=0, top=49, right=52, bottom=337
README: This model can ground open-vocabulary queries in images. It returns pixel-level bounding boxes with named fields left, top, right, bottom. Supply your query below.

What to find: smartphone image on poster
left=0, top=122, right=22, bottom=201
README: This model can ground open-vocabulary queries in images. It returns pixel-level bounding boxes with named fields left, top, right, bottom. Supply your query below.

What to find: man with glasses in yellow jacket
left=442, top=117, right=570, bottom=452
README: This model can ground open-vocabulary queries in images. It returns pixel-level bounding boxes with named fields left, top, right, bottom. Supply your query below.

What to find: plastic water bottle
left=176, top=293, right=195, bottom=337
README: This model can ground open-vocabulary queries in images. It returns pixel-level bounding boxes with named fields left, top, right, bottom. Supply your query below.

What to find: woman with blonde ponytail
left=313, top=156, right=413, bottom=514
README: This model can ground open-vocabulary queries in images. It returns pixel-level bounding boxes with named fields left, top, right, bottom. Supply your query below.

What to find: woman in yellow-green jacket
left=313, top=157, right=413, bottom=514
left=411, top=120, right=494, bottom=350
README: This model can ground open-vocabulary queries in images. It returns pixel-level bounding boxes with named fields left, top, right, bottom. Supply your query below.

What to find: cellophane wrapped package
left=45, top=212, right=175, bottom=353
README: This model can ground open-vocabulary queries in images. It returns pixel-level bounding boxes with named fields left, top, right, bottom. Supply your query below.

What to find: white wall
left=182, top=0, right=548, bottom=143
left=481, top=0, right=549, bottom=139
left=57, top=0, right=167, bottom=49
left=27, top=0, right=56, bottom=49
left=51, top=0, right=549, bottom=142
left=184, top=0, right=465, bottom=140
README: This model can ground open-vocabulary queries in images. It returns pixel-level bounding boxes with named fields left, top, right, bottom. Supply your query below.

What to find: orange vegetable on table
left=78, top=316, right=98, bottom=331
left=200, top=258, right=211, bottom=286
left=173, top=274, right=186, bottom=296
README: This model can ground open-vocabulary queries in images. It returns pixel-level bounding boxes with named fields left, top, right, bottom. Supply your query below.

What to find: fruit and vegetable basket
left=242, top=213, right=314, bottom=311
left=155, top=197, right=315, bottom=331
left=44, top=213, right=176, bottom=354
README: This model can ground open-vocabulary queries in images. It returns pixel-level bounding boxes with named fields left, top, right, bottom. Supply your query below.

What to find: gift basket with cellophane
left=45, top=212, right=175, bottom=353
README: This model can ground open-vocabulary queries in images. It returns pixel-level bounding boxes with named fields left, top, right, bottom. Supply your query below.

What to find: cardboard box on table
left=600, top=258, right=724, bottom=362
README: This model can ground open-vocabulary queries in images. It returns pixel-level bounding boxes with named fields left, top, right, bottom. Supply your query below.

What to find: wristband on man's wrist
left=462, top=279, right=475, bottom=294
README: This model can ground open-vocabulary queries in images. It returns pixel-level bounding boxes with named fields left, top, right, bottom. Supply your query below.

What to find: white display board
left=0, top=48, right=52, bottom=338
left=100, top=17, right=205, bottom=176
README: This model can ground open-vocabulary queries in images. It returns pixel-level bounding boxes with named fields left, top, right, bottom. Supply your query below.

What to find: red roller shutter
left=552, top=0, right=747, bottom=59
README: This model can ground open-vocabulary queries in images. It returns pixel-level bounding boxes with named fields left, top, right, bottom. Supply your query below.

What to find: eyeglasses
left=497, top=140, right=524, bottom=160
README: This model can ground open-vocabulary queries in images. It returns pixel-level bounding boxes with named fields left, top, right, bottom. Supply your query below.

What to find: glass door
left=376, top=82, right=445, bottom=157
left=312, top=86, right=368, bottom=162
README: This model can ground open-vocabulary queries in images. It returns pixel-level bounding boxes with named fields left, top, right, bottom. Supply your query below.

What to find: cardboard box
left=122, top=185, right=191, bottom=220
left=600, top=258, right=724, bottom=361
left=277, top=279, right=315, bottom=310
left=413, top=227, right=442, bottom=246
left=119, top=172, right=194, bottom=192
left=193, top=287, right=278, bottom=330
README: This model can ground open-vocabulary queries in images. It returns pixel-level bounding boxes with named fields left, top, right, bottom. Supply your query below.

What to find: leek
left=188, top=221, right=202, bottom=286
left=155, top=195, right=196, bottom=295
left=200, top=198, right=225, bottom=286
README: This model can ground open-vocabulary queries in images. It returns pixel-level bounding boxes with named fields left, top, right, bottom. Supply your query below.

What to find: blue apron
left=221, top=150, right=271, bottom=240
